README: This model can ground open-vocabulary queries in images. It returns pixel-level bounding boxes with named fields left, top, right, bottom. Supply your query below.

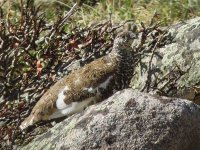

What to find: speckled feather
left=20, top=31, right=137, bottom=130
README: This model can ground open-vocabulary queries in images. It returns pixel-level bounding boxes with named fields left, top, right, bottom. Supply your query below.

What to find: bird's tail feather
left=20, top=114, right=39, bottom=130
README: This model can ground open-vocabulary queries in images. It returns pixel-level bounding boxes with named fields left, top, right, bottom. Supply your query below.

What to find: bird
left=20, top=31, right=137, bottom=130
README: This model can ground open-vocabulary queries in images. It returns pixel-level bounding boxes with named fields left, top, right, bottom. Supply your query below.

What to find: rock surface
left=21, top=89, right=200, bottom=150
left=131, top=17, right=200, bottom=104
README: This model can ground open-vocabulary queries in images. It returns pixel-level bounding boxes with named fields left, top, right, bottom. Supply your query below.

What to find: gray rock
left=21, top=89, right=200, bottom=150
left=131, top=17, right=200, bottom=104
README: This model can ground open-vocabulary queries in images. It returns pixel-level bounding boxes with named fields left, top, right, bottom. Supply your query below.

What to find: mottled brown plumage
left=20, top=31, right=137, bottom=130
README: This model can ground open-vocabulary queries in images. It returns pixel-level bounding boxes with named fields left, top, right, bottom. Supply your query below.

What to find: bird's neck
left=108, top=44, right=134, bottom=79
left=109, top=44, right=130, bottom=61
left=108, top=44, right=135, bottom=90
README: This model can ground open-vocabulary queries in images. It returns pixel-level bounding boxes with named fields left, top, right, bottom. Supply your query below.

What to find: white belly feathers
left=50, top=75, right=113, bottom=119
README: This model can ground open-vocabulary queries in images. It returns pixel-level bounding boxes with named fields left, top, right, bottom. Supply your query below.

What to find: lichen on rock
left=131, top=17, right=200, bottom=104
left=21, top=89, right=200, bottom=150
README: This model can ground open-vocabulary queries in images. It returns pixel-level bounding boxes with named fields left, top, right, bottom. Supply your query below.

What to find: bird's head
left=113, top=31, right=137, bottom=50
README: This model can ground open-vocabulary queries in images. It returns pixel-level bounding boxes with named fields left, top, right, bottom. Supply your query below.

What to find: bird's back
left=20, top=31, right=137, bottom=130
left=20, top=54, right=119, bottom=129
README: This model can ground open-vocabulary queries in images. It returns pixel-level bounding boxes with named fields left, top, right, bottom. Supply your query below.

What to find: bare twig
left=141, top=32, right=165, bottom=92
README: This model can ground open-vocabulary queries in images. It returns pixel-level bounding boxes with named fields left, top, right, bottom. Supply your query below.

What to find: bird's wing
left=39, top=58, right=116, bottom=108
left=62, top=57, right=117, bottom=104
left=20, top=56, right=118, bottom=130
